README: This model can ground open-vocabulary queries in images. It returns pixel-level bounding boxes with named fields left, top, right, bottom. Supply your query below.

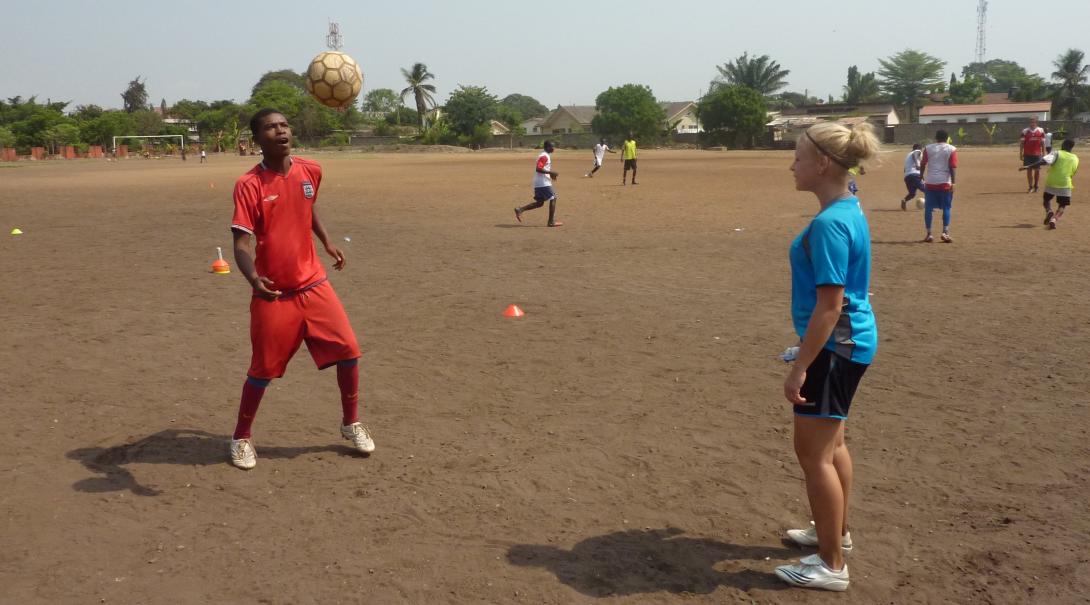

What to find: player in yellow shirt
left=621, top=134, right=638, bottom=185
left=1021, top=139, right=1079, bottom=229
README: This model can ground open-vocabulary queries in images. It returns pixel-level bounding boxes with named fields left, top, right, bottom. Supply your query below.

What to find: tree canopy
left=697, top=85, right=768, bottom=148
left=878, top=49, right=946, bottom=121
left=591, top=84, right=665, bottom=142
left=251, top=69, right=306, bottom=96
left=1051, top=49, right=1089, bottom=119
left=121, top=76, right=148, bottom=113
left=961, top=59, right=1048, bottom=99
left=363, top=88, right=400, bottom=113
left=948, top=75, right=984, bottom=104
left=712, top=53, right=790, bottom=97
left=499, top=94, right=547, bottom=120
left=443, top=85, right=498, bottom=137
left=843, top=66, right=882, bottom=104
left=401, top=63, right=438, bottom=128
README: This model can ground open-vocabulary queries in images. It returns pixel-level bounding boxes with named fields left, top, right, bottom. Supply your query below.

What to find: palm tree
left=400, top=63, right=437, bottom=129
left=843, top=66, right=882, bottom=104
left=712, top=52, right=790, bottom=97
left=877, top=49, right=946, bottom=122
left=1050, top=49, right=1089, bottom=120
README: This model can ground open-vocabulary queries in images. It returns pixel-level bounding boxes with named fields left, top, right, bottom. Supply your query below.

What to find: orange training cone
left=503, top=304, right=525, bottom=318
left=212, top=246, right=231, bottom=274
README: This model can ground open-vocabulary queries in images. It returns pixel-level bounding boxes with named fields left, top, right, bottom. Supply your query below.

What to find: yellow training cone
left=10, top=228, right=23, bottom=235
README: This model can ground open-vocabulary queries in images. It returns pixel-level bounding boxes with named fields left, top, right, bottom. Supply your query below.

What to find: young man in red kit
left=1021, top=116, right=1047, bottom=193
left=228, top=108, right=375, bottom=470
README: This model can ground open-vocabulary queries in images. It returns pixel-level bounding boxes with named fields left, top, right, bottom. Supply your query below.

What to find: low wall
left=894, top=120, right=1090, bottom=146
left=485, top=132, right=700, bottom=150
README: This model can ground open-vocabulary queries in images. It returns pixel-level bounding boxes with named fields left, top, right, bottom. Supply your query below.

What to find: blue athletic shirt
left=789, top=195, right=877, bottom=364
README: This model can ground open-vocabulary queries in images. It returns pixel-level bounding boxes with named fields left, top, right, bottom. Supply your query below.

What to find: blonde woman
left=775, top=122, right=880, bottom=591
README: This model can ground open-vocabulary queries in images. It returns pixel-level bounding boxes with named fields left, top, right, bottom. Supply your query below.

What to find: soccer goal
left=112, top=134, right=187, bottom=158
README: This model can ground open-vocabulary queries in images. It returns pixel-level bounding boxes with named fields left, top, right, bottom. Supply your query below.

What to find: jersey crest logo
left=302, top=181, right=315, bottom=199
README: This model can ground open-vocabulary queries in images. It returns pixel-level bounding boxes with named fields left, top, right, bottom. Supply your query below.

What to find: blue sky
left=3, top=0, right=1085, bottom=110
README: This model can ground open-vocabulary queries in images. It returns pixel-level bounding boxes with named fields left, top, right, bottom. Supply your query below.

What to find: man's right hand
left=551, top=171, right=559, bottom=180
left=251, top=276, right=282, bottom=301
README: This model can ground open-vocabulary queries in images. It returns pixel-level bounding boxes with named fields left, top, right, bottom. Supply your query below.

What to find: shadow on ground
left=66, top=428, right=357, bottom=496
left=507, top=527, right=793, bottom=597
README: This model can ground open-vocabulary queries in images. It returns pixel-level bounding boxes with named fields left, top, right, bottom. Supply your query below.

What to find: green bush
left=320, top=132, right=349, bottom=148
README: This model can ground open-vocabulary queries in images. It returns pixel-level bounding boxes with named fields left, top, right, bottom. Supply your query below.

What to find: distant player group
left=512, top=134, right=640, bottom=227
left=896, top=116, right=1078, bottom=239
left=223, top=106, right=1077, bottom=594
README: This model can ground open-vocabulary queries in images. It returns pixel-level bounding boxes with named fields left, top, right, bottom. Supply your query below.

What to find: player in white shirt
left=900, top=143, right=924, bottom=210
left=514, top=140, right=563, bottom=227
left=919, top=129, right=958, bottom=243
left=585, top=138, right=614, bottom=178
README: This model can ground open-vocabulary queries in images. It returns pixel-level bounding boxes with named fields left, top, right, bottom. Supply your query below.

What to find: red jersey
left=1022, top=127, right=1045, bottom=156
left=231, top=157, right=326, bottom=291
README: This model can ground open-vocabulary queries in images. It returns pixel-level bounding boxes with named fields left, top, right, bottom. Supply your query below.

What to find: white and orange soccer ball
left=304, top=51, right=363, bottom=109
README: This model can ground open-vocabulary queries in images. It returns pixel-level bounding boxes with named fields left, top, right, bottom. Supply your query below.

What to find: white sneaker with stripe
left=775, top=553, right=849, bottom=591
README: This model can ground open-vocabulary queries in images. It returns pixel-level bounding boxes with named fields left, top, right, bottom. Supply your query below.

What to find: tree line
left=1, top=48, right=1086, bottom=154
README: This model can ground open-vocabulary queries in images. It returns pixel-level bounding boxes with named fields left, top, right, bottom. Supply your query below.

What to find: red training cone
left=503, top=304, right=525, bottom=318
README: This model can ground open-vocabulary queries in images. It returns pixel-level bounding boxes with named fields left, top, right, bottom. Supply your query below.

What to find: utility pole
left=326, top=21, right=343, bottom=51
left=975, top=0, right=988, bottom=64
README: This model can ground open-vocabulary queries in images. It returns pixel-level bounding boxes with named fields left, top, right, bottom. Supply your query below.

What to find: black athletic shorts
left=624, top=159, right=637, bottom=170
left=794, top=348, right=868, bottom=420
left=533, top=186, right=556, bottom=202
left=1023, top=154, right=1042, bottom=167
left=1044, top=192, right=1072, bottom=207
left=904, top=173, right=924, bottom=195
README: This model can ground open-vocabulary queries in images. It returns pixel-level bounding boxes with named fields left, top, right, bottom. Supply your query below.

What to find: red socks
left=232, top=361, right=359, bottom=440
left=232, top=377, right=270, bottom=440
left=337, top=360, right=360, bottom=425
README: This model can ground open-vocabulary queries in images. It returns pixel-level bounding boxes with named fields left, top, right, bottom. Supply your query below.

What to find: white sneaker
left=786, top=521, right=853, bottom=554
left=775, top=553, right=849, bottom=591
left=229, top=438, right=256, bottom=470
left=340, top=422, right=375, bottom=454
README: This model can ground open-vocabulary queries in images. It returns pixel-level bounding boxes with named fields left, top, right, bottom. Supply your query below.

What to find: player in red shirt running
left=1020, top=116, right=1047, bottom=193
left=227, top=108, right=375, bottom=470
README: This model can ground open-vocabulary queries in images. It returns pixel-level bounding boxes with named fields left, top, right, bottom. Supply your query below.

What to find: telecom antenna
left=326, top=21, right=343, bottom=51
left=975, top=0, right=988, bottom=63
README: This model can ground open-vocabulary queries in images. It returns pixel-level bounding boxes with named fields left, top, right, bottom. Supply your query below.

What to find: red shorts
left=248, top=279, right=360, bottom=379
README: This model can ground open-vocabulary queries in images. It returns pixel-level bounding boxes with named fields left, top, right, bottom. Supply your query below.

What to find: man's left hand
left=325, top=245, right=346, bottom=270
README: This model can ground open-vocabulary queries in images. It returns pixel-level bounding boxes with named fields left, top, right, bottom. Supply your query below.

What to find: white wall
left=920, top=111, right=1049, bottom=124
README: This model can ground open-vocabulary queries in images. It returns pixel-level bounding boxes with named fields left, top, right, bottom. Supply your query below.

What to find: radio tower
left=974, top=0, right=988, bottom=64
left=326, top=21, right=343, bottom=51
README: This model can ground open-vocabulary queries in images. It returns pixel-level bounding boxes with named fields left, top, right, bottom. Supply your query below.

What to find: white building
left=661, top=101, right=702, bottom=133
left=919, top=101, right=1051, bottom=124
left=520, top=117, right=544, bottom=135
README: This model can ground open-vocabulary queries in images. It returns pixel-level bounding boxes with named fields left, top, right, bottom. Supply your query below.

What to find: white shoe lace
left=343, top=424, right=373, bottom=446
left=231, top=440, right=254, bottom=462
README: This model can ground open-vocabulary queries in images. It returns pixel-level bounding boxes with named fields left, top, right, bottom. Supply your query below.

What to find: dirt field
left=2, top=146, right=1088, bottom=604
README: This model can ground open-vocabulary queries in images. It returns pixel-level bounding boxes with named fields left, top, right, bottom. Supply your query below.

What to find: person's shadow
left=507, top=527, right=793, bottom=597
left=66, top=428, right=358, bottom=496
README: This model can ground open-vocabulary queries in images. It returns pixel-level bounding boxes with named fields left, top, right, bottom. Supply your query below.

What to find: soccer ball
left=304, top=51, right=363, bottom=109
left=915, top=197, right=926, bottom=210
